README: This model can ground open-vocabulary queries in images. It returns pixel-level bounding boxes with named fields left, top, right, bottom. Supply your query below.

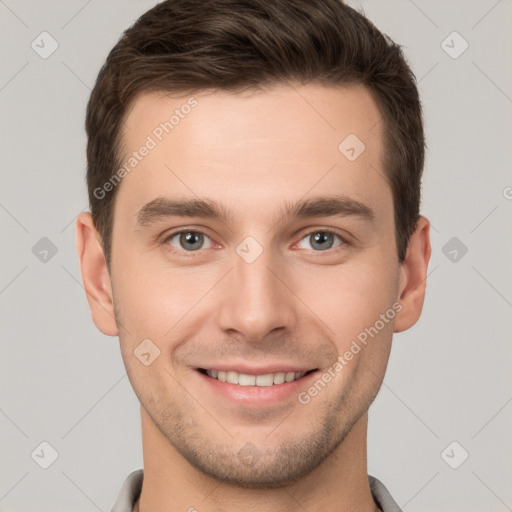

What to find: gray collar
left=111, top=469, right=403, bottom=512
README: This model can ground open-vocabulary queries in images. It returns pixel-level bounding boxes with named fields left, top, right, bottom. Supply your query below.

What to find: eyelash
left=162, top=228, right=348, bottom=256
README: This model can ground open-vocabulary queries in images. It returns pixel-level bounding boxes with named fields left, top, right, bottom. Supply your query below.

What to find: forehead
left=122, top=83, right=383, bottom=154
left=116, top=83, right=390, bottom=224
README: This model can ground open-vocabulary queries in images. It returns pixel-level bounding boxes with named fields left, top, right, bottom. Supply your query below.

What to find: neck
left=135, top=407, right=380, bottom=512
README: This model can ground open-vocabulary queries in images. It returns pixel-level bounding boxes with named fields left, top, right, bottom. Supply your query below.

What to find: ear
left=75, top=212, right=118, bottom=337
left=394, top=216, right=432, bottom=333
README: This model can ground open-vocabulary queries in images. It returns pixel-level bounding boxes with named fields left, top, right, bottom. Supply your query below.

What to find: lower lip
left=196, top=370, right=318, bottom=407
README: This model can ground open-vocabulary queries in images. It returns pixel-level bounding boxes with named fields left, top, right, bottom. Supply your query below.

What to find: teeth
left=226, top=371, right=239, bottom=384
left=205, top=369, right=307, bottom=386
left=256, top=374, right=273, bottom=386
left=273, top=372, right=285, bottom=385
left=239, top=373, right=256, bottom=386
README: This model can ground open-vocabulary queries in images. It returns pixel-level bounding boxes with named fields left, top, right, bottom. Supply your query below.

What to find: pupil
left=312, top=232, right=333, bottom=250
left=181, top=232, right=202, bottom=251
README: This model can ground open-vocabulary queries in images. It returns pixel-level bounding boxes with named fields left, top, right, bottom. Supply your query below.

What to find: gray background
left=1, top=0, right=511, bottom=511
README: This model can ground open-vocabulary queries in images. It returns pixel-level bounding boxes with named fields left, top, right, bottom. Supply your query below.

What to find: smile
left=198, top=368, right=316, bottom=386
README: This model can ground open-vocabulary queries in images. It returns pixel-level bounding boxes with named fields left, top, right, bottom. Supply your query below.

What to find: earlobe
left=394, top=216, right=432, bottom=333
left=75, top=212, right=119, bottom=337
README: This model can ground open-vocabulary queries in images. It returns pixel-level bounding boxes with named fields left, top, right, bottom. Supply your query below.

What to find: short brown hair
left=86, top=0, right=425, bottom=270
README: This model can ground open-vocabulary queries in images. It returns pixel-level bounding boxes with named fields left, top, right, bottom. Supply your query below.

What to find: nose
left=216, top=240, right=297, bottom=342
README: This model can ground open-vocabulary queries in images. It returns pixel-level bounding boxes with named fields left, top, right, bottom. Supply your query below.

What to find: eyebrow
left=135, top=194, right=375, bottom=228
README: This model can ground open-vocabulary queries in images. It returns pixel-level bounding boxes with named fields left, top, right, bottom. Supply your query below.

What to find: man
left=76, top=1, right=431, bottom=511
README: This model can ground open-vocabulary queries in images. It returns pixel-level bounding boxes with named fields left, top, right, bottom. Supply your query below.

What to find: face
left=80, top=83, right=426, bottom=488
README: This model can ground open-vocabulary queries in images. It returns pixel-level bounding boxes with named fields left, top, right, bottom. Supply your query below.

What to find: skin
left=76, top=83, right=431, bottom=512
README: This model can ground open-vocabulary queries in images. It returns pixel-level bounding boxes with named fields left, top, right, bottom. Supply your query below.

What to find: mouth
left=197, top=368, right=318, bottom=387
left=195, top=366, right=321, bottom=407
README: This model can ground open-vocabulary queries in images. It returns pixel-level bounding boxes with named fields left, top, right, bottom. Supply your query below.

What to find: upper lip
left=196, top=364, right=318, bottom=375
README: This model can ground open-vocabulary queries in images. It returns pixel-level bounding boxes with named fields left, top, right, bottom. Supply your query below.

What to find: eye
left=163, top=228, right=346, bottom=255
left=165, top=230, right=213, bottom=252
left=296, top=230, right=345, bottom=251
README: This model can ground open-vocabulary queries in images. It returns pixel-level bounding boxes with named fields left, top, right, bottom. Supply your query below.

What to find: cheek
left=113, top=231, right=399, bottom=348
left=113, top=240, right=168, bottom=311
left=296, top=258, right=398, bottom=340
left=112, top=249, right=217, bottom=345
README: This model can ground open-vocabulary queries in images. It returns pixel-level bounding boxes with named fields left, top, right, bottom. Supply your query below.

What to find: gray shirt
left=111, top=469, right=403, bottom=512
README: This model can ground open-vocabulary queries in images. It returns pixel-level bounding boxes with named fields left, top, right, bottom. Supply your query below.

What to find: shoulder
left=368, top=475, right=403, bottom=512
